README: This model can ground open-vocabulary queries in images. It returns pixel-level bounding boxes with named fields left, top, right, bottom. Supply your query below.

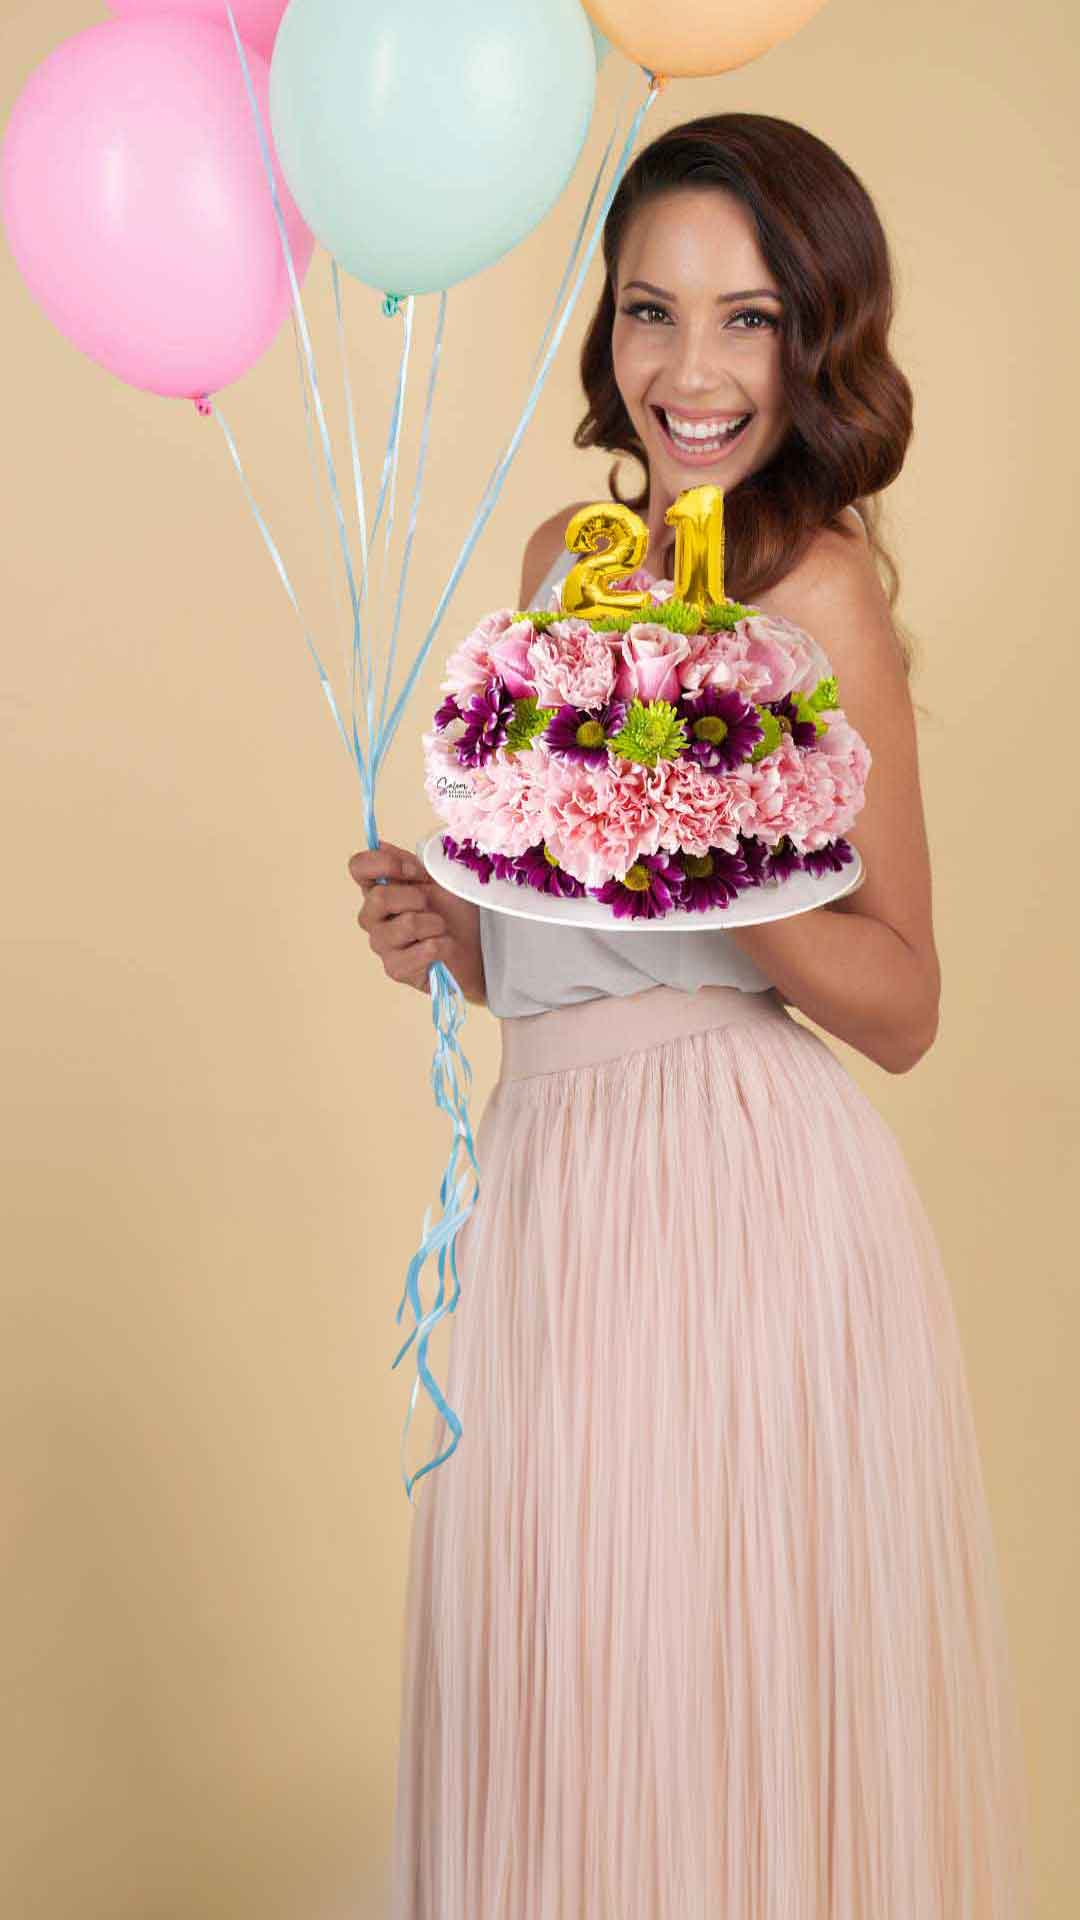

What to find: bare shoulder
left=754, top=517, right=939, bottom=990
left=517, top=499, right=594, bottom=608
left=752, top=517, right=906, bottom=694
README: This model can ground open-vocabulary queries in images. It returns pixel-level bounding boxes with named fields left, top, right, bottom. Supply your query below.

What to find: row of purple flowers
left=440, top=829, right=855, bottom=921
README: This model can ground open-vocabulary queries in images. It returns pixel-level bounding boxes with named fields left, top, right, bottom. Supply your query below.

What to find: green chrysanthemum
left=607, top=697, right=688, bottom=768
left=749, top=705, right=784, bottom=763
left=503, top=694, right=556, bottom=756
left=588, top=609, right=638, bottom=633
left=701, top=598, right=756, bottom=630
left=807, top=674, right=839, bottom=712
left=590, top=598, right=704, bottom=636
left=516, top=608, right=560, bottom=630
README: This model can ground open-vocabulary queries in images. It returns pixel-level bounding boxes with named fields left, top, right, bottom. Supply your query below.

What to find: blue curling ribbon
left=215, top=5, right=659, bottom=1498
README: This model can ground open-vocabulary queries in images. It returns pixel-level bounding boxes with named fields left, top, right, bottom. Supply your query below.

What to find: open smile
left=651, top=404, right=753, bottom=463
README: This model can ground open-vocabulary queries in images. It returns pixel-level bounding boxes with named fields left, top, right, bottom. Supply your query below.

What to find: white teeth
left=663, top=408, right=750, bottom=444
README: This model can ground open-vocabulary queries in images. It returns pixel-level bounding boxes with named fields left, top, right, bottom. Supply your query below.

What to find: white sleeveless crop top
left=473, top=505, right=867, bottom=1019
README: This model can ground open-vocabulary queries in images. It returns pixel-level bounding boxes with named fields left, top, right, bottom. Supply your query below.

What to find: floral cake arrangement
left=421, top=489, right=870, bottom=922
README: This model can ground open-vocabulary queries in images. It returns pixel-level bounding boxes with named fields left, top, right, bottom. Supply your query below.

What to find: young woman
left=351, top=114, right=1031, bottom=1918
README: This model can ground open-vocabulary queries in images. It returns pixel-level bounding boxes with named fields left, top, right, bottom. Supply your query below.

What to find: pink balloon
left=0, top=16, right=315, bottom=400
left=106, top=1, right=289, bottom=65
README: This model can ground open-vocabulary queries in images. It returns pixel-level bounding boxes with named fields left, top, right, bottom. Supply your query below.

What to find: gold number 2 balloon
left=558, top=486, right=727, bottom=620
left=559, top=502, right=652, bottom=618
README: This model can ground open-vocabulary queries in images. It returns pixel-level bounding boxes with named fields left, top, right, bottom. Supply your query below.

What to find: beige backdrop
left=3, top=1, right=1077, bottom=1914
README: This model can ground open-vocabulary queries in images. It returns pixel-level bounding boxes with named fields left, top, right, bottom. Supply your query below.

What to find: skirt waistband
left=497, top=983, right=792, bottom=1081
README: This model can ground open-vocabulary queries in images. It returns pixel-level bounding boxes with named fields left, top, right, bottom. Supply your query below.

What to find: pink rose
left=735, top=612, right=833, bottom=702
left=609, top=569, right=677, bottom=607
left=676, top=630, right=740, bottom=698
left=527, top=618, right=617, bottom=710
left=487, top=618, right=538, bottom=699
left=612, top=622, right=691, bottom=704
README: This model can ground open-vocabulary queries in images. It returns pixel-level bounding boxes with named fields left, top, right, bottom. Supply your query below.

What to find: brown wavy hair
left=574, top=112, right=920, bottom=683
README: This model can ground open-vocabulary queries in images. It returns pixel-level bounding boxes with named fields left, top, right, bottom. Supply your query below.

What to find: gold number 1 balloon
left=665, top=484, right=726, bottom=610
left=557, top=485, right=727, bottom=621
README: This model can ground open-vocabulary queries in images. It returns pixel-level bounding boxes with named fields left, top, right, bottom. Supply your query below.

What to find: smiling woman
left=390, top=112, right=1032, bottom=1920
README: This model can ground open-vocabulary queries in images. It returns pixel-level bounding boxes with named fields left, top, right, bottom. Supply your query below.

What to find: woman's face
left=611, top=187, right=791, bottom=510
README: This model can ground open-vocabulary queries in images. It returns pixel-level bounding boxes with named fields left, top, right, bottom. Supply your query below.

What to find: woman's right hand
left=347, top=840, right=485, bottom=1003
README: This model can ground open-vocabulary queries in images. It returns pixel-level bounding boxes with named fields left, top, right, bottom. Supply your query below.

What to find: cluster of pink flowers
left=421, top=574, right=871, bottom=920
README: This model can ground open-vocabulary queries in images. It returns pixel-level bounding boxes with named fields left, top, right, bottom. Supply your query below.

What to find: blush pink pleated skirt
left=390, top=983, right=1031, bottom=1919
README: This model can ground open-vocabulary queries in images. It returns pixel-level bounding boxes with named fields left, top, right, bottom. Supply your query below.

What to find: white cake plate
left=418, top=831, right=864, bottom=932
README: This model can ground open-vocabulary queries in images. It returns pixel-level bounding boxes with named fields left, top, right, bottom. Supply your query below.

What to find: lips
left=651, top=404, right=753, bottom=463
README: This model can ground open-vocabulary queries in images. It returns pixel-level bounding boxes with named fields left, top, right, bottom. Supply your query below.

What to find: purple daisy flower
left=676, top=845, right=750, bottom=912
left=441, top=833, right=494, bottom=882
left=802, top=837, right=854, bottom=877
left=589, top=849, right=688, bottom=921
left=766, top=693, right=819, bottom=749
left=544, top=698, right=628, bottom=763
left=456, top=681, right=517, bottom=767
left=514, top=843, right=587, bottom=897
left=736, top=833, right=771, bottom=887
left=434, top=693, right=463, bottom=729
left=768, top=835, right=805, bottom=881
left=676, top=684, right=763, bottom=772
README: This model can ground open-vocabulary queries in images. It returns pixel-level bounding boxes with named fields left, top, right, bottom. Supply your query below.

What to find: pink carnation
left=422, top=729, right=498, bottom=842
left=801, top=708, right=871, bottom=846
left=527, top=618, right=616, bottom=710
left=466, top=740, right=550, bottom=859
left=653, top=755, right=752, bottom=856
left=538, top=754, right=666, bottom=888
left=612, top=623, right=691, bottom=704
left=743, top=733, right=824, bottom=849
left=441, top=607, right=522, bottom=702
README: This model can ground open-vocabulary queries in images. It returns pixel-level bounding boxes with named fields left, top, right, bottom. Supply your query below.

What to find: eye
left=730, top=307, right=780, bottom=331
left=620, top=300, right=671, bottom=324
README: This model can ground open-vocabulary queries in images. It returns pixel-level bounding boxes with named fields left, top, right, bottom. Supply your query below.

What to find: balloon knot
left=193, top=394, right=212, bottom=416
left=644, top=69, right=669, bottom=92
left=382, top=292, right=403, bottom=317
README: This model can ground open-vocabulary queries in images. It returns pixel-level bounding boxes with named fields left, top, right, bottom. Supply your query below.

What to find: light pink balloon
left=106, top=0, right=289, bottom=64
left=0, top=16, right=315, bottom=400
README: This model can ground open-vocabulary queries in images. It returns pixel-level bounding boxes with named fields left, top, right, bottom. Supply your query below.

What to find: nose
left=668, top=314, right=736, bottom=400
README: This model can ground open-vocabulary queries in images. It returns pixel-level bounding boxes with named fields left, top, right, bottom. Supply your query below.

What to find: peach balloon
left=579, top=0, right=832, bottom=79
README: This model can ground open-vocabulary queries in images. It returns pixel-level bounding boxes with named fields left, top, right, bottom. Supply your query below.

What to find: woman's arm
left=723, top=528, right=941, bottom=1075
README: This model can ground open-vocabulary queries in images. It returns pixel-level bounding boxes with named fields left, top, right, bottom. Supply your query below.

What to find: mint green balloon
left=269, top=0, right=597, bottom=295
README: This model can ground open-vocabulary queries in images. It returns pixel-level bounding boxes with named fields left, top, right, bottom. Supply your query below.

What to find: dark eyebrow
left=622, top=279, right=783, bottom=304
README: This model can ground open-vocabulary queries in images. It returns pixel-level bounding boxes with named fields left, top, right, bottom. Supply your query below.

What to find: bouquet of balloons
left=2, top=0, right=834, bottom=1498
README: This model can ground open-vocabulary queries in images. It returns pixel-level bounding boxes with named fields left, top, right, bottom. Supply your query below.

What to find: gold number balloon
left=665, top=484, right=726, bottom=610
left=556, top=487, right=728, bottom=620
left=559, top=503, right=653, bottom=618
